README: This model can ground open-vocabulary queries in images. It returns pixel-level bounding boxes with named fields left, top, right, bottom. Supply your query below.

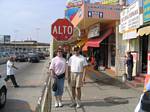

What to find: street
left=0, top=59, right=49, bottom=112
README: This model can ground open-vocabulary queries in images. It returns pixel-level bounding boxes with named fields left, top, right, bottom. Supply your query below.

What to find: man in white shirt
left=68, top=46, right=88, bottom=108
left=5, top=56, right=19, bottom=88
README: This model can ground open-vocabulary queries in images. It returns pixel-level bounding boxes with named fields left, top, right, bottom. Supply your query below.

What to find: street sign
left=51, top=18, right=74, bottom=41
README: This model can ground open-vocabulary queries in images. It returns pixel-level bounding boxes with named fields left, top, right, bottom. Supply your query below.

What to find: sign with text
left=148, top=52, right=150, bottom=75
left=85, top=3, right=122, bottom=20
left=119, top=1, right=140, bottom=33
left=66, top=0, right=83, bottom=8
left=88, top=23, right=100, bottom=38
left=51, top=19, right=74, bottom=41
left=144, top=0, right=150, bottom=23
left=101, top=0, right=119, bottom=4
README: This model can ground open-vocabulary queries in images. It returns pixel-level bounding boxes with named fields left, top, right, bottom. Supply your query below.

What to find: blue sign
left=144, top=0, right=150, bottom=23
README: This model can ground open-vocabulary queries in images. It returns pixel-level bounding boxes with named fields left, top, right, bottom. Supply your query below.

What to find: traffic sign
left=51, top=18, right=74, bottom=41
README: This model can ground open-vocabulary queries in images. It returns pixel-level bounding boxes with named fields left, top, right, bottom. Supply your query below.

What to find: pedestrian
left=49, top=48, right=66, bottom=108
left=5, top=56, right=19, bottom=88
left=125, top=51, right=133, bottom=81
left=134, top=80, right=150, bottom=112
left=68, top=46, right=88, bottom=108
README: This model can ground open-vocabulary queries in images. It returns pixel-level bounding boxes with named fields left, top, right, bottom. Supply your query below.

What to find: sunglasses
left=57, top=50, right=63, bottom=52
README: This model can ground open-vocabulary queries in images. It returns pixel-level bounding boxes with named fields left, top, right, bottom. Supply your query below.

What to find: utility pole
left=36, top=28, right=40, bottom=42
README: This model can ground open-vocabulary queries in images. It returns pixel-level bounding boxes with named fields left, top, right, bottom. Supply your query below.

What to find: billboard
left=65, top=0, right=84, bottom=20
left=101, top=0, right=119, bottom=4
left=143, top=0, right=150, bottom=23
left=66, top=0, right=83, bottom=8
left=65, top=7, right=79, bottom=20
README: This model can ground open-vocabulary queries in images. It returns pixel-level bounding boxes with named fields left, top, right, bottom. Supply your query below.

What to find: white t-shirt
left=7, top=60, right=15, bottom=75
left=68, top=55, right=88, bottom=73
left=49, top=56, right=66, bottom=75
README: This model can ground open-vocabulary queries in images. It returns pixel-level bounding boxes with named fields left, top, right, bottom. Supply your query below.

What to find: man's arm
left=82, top=66, right=87, bottom=83
left=50, top=69, right=56, bottom=78
left=12, top=64, right=18, bottom=70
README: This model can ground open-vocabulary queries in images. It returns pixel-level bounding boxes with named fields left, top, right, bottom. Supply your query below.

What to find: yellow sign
left=101, top=0, right=119, bottom=4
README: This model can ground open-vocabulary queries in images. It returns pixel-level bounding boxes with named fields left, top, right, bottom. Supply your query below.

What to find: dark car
left=28, top=53, right=40, bottom=63
left=37, top=52, right=45, bottom=60
left=15, top=54, right=28, bottom=62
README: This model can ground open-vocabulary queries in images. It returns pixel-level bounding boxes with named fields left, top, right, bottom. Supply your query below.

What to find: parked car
left=0, top=53, right=7, bottom=64
left=37, top=52, right=45, bottom=60
left=28, top=53, right=40, bottom=63
left=15, top=54, right=28, bottom=62
left=0, top=74, right=7, bottom=109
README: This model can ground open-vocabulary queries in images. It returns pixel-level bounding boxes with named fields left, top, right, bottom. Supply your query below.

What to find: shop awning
left=82, top=44, right=88, bottom=51
left=138, top=26, right=150, bottom=36
left=86, top=28, right=113, bottom=47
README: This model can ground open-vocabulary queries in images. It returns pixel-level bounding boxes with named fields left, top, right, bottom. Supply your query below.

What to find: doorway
left=140, top=35, right=148, bottom=74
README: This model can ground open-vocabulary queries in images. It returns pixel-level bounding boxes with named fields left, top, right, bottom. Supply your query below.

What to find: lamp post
left=14, top=30, right=19, bottom=52
left=36, top=28, right=40, bottom=42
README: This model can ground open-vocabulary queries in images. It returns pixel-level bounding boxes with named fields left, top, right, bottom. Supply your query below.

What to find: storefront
left=71, top=3, right=122, bottom=71
left=83, top=26, right=115, bottom=69
left=119, top=0, right=142, bottom=76
left=138, top=26, right=150, bottom=74
left=137, top=0, right=150, bottom=75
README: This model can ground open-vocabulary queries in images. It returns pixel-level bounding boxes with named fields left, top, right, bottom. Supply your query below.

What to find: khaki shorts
left=71, top=72, right=83, bottom=88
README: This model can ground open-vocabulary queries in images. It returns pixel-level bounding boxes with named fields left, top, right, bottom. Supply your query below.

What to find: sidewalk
left=51, top=67, right=143, bottom=112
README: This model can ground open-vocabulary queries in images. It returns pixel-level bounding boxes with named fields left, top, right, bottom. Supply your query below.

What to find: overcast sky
left=0, top=0, right=134, bottom=43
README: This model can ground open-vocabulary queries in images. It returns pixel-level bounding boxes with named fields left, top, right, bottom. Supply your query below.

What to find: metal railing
left=35, top=74, right=52, bottom=112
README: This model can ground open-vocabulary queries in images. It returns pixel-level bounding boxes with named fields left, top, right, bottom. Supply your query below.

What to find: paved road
left=0, top=60, right=49, bottom=112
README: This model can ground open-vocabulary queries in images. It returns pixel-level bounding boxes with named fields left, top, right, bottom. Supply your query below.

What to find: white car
left=0, top=74, right=7, bottom=109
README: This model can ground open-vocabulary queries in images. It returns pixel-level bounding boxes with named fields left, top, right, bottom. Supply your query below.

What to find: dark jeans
left=127, top=66, right=133, bottom=80
left=5, top=75, right=19, bottom=86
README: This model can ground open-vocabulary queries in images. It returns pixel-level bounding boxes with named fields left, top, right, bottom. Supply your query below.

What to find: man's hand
left=13, top=65, right=18, bottom=70
left=82, top=77, right=86, bottom=84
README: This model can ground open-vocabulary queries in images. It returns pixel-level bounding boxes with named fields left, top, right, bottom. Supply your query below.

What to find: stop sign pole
left=51, top=18, right=74, bottom=41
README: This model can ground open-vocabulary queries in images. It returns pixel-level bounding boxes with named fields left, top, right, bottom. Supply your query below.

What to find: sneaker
left=76, top=103, right=81, bottom=108
left=55, top=102, right=59, bottom=108
left=58, top=102, right=63, bottom=107
left=69, top=102, right=76, bottom=107
left=14, top=85, right=20, bottom=88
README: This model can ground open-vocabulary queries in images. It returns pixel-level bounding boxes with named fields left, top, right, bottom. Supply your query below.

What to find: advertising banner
left=143, top=0, right=150, bottom=23
left=66, top=0, right=83, bottom=8
left=101, top=0, right=119, bottom=4
left=131, top=52, right=138, bottom=77
left=147, top=52, right=150, bottom=75
left=119, top=0, right=140, bottom=33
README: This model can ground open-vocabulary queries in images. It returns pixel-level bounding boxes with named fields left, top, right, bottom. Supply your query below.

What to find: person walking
left=49, top=48, right=66, bottom=108
left=5, top=56, right=19, bottom=88
left=126, top=51, right=133, bottom=81
left=68, top=46, right=88, bottom=108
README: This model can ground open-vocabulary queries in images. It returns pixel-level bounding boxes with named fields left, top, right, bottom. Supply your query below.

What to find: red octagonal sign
left=51, top=18, right=74, bottom=41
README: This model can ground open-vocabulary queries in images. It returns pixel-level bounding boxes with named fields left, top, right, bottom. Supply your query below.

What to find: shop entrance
left=140, top=35, right=148, bottom=74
